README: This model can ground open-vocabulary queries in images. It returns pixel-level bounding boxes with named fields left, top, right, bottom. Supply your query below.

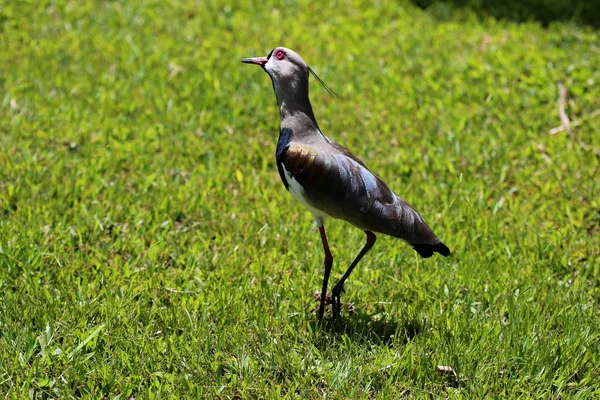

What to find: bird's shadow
left=308, top=307, right=424, bottom=348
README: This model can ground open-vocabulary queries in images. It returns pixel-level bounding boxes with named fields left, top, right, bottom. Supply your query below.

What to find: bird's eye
left=274, top=50, right=285, bottom=60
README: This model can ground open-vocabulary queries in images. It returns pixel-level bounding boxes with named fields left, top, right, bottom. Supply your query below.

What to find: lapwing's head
left=242, top=47, right=308, bottom=81
left=242, top=47, right=336, bottom=104
left=242, top=47, right=309, bottom=102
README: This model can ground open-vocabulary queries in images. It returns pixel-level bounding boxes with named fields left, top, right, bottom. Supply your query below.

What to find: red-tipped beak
left=241, top=56, right=268, bottom=66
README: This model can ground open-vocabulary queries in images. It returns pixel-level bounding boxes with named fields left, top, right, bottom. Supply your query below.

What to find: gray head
left=242, top=47, right=336, bottom=107
left=242, top=47, right=310, bottom=104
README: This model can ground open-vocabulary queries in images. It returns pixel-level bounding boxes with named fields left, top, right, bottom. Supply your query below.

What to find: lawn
left=1, top=0, right=599, bottom=398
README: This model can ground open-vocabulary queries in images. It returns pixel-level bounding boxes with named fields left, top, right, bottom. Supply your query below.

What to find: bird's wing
left=279, top=141, right=442, bottom=246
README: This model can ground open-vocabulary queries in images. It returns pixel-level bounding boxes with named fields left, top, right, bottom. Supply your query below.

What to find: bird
left=242, top=47, right=450, bottom=320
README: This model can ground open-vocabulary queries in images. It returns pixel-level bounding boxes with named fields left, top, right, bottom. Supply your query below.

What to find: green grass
left=1, top=0, right=599, bottom=398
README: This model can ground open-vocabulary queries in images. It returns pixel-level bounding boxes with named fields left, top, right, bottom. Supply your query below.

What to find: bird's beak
left=241, top=56, right=268, bottom=66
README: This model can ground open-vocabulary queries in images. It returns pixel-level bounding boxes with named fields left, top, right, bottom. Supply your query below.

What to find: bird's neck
left=274, top=79, right=320, bottom=137
left=279, top=99, right=319, bottom=133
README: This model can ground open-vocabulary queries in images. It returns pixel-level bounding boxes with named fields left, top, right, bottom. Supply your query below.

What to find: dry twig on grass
left=548, top=109, right=600, bottom=135
left=556, top=82, right=600, bottom=157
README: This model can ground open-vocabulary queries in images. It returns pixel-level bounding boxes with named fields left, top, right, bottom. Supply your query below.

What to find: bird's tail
left=411, top=241, right=451, bottom=258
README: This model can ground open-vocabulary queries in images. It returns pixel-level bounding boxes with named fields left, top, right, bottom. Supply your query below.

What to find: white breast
left=281, top=163, right=327, bottom=226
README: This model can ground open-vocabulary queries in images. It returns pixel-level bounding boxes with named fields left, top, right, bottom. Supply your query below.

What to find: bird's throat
left=272, top=76, right=320, bottom=137
left=278, top=100, right=319, bottom=136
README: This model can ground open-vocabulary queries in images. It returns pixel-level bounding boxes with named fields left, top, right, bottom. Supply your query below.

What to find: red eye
left=274, top=50, right=285, bottom=60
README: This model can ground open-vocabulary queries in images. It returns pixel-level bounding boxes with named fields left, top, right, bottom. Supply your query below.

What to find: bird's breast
left=275, top=129, right=328, bottom=222
left=279, top=161, right=327, bottom=222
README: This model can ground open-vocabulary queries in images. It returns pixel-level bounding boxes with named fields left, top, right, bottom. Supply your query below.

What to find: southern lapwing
left=242, top=47, right=450, bottom=320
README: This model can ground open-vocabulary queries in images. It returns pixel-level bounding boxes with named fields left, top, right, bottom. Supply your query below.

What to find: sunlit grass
left=1, top=0, right=599, bottom=398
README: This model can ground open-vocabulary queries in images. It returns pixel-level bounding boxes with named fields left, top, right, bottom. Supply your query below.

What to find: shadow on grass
left=413, top=0, right=600, bottom=28
left=309, top=308, right=425, bottom=348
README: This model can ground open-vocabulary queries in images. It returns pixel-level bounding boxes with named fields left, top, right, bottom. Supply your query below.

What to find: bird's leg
left=317, top=224, right=333, bottom=320
left=332, top=230, right=376, bottom=317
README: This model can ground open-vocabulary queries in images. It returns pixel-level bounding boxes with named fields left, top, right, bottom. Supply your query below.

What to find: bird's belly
left=280, top=163, right=328, bottom=224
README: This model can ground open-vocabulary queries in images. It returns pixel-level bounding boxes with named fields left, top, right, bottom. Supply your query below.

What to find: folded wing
left=280, top=141, right=449, bottom=257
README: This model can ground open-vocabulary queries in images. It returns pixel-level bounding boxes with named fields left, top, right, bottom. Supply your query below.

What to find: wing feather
left=279, top=141, right=441, bottom=245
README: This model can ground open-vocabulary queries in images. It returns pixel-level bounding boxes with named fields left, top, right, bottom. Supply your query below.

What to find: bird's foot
left=331, top=284, right=345, bottom=319
left=313, top=289, right=355, bottom=319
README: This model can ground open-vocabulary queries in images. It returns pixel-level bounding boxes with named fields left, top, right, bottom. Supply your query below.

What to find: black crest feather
left=308, top=67, right=339, bottom=98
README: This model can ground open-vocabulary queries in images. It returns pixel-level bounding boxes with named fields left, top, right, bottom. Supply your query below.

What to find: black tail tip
left=412, top=242, right=451, bottom=258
